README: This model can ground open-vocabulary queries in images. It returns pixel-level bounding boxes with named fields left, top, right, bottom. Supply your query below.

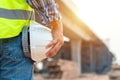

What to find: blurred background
left=34, top=0, right=120, bottom=80
left=73, top=0, right=120, bottom=63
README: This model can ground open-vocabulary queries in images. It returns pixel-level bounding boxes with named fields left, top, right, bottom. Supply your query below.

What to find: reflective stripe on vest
left=0, top=0, right=34, bottom=38
left=0, top=8, right=34, bottom=20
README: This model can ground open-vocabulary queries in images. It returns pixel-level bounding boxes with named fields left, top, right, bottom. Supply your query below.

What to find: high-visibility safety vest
left=0, top=0, right=34, bottom=38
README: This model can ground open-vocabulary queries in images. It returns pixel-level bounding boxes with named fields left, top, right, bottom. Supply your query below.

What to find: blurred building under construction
left=35, top=0, right=114, bottom=79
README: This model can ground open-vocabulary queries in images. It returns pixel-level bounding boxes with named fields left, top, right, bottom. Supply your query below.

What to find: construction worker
left=0, top=0, right=64, bottom=80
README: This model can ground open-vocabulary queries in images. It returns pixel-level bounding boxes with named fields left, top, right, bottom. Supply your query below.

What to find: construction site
left=33, top=0, right=120, bottom=80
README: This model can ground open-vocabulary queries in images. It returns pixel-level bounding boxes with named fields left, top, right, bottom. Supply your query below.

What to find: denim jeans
left=0, top=34, right=34, bottom=80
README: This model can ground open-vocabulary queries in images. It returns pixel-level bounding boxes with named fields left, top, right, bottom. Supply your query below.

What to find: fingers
left=46, top=39, right=57, bottom=48
left=46, top=39, right=64, bottom=57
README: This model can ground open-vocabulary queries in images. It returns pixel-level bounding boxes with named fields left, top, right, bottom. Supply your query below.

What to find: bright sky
left=72, top=0, right=120, bottom=61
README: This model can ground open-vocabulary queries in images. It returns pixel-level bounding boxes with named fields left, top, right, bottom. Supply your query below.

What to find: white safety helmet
left=22, top=22, right=53, bottom=62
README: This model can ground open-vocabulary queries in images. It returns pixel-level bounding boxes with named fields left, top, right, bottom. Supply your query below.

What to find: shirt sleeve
left=27, top=0, right=61, bottom=25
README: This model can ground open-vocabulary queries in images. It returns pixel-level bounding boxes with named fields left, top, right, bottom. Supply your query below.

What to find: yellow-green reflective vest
left=0, top=0, right=34, bottom=38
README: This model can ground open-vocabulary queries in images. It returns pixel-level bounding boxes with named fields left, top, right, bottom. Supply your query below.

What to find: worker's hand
left=46, top=20, right=64, bottom=58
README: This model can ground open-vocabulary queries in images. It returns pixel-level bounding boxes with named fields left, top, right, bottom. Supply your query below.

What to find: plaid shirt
left=27, top=0, right=61, bottom=25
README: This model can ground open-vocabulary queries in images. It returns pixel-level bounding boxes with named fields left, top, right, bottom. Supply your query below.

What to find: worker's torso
left=0, top=0, right=34, bottom=38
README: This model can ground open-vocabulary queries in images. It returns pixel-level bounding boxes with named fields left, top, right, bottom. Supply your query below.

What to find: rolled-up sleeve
left=27, top=0, right=61, bottom=25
